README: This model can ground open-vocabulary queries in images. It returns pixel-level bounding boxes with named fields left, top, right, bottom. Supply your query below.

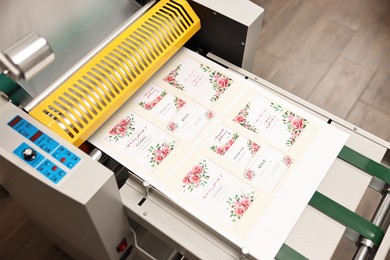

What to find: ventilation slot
left=30, top=0, right=200, bottom=145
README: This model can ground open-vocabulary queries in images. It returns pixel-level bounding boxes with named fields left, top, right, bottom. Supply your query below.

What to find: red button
left=116, top=239, right=128, bottom=253
left=52, top=166, right=58, bottom=171
left=60, top=158, right=66, bottom=163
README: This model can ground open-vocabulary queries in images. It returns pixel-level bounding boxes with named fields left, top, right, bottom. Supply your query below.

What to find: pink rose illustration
left=235, top=207, right=245, bottom=217
left=283, top=156, right=294, bottom=167
left=182, top=176, right=190, bottom=185
left=120, top=119, right=129, bottom=126
left=192, top=165, right=203, bottom=174
left=177, top=99, right=185, bottom=108
left=107, top=115, right=135, bottom=142
left=227, top=191, right=255, bottom=222
left=182, top=160, right=209, bottom=192
left=251, top=142, right=260, bottom=153
left=205, top=111, right=214, bottom=119
left=240, top=198, right=251, bottom=209
left=155, top=153, right=165, bottom=163
left=109, top=128, right=117, bottom=135
left=117, top=126, right=126, bottom=137
left=161, top=146, right=171, bottom=156
left=190, top=175, right=200, bottom=186
left=167, top=122, right=177, bottom=132
left=244, top=169, right=255, bottom=180
left=291, top=117, right=304, bottom=129
left=234, top=115, right=245, bottom=123
left=148, top=141, right=175, bottom=167
left=164, top=75, right=174, bottom=83
left=216, top=147, right=225, bottom=155
left=217, top=77, right=229, bottom=88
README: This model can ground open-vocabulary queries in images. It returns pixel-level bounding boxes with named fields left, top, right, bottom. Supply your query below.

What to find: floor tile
left=252, top=48, right=283, bottom=80
left=329, top=0, right=389, bottom=31
left=257, top=0, right=322, bottom=59
left=346, top=101, right=390, bottom=141
left=0, top=219, right=60, bottom=260
left=361, top=52, right=390, bottom=115
left=269, top=18, right=354, bottom=98
left=0, top=196, right=29, bottom=246
left=342, top=21, right=390, bottom=72
left=307, top=57, right=373, bottom=119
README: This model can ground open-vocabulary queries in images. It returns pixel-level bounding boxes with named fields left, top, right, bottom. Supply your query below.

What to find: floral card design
left=233, top=95, right=309, bottom=151
left=163, top=57, right=233, bottom=106
left=226, top=191, right=256, bottom=223
left=104, top=112, right=177, bottom=173
left=181, top=160, right=210, bottom=192
left=148, top=142, right=175, bottom=168
left=107, top=115, right=135, bottom=142
left=166, top=102, right=213, bottom=141
left=243, top=145, right=293, bottom=192
left=209, top=126, right=260, bottom=168
left=135, top=83, right=186, bottom=121
left=270, top=103, right=308, bottom=147
left=138, top=90, right=166, bottom=110
left=178, top=157, right=258, bottom=227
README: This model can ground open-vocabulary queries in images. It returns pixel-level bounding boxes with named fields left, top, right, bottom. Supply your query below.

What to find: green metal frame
left=275, top=145, right=390, bottom=258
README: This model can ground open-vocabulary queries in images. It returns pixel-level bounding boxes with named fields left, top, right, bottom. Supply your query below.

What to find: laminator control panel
left=7, top=115, right=81, bottom=184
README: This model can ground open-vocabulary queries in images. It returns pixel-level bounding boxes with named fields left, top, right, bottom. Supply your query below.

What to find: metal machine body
left=1, top=0, right=390, bottom=259
left=0, top=99, right=132, bottom=259
left=187, top=0, right=263, bottom=70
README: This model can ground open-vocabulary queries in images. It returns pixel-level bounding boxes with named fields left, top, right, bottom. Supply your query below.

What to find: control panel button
left=53, top=146, right=80, bottom=169
left=22, top=148, right=37, bottom=161
left=13, top=143, right=44, bottom=168
left=37, top=159, right=66, bottom=184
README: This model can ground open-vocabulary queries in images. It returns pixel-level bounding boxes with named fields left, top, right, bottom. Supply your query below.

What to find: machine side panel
left=0, top=101, right=131, bottom=260
left=187, top=1, right=247, bottom=67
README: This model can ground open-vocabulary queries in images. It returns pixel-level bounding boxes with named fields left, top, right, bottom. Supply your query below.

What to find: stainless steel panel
left=0, top=0, right=142, bottom=97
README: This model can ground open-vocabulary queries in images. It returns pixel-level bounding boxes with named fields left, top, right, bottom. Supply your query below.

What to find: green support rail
left=276, top=145, right=390, bottom=258
left=309, top=192, right=384, bottom=246
left=275, top=244, right=308, bottom=260
left=338, top=146, right=390, bottom=185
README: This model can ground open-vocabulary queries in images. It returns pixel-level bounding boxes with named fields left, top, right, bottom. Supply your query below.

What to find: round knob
left=22, top=148, right=37, bottom=161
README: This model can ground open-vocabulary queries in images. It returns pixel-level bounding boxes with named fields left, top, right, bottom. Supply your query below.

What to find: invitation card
left=104, top=112, right=177, bottom=172
left=243, top=144, right=293, bottom=192
left=208, top=125, right=259, bottom=168
left=179, top=157, right=258, bottom=227
left=233, top=95, right=309, bottom=151
left=163, top=57, right=233, bottom=106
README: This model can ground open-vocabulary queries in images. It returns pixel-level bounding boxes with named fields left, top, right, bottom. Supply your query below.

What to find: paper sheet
left=89, top=48, right=349, bottom=259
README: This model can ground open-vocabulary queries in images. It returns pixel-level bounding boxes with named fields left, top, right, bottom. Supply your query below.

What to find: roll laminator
left=0, top=0, right=390, bottom=259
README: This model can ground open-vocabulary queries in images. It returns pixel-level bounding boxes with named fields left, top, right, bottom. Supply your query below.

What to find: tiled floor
left=252, top=0, right=390, bottom=143
left=1, top=0, right=390, bottom=259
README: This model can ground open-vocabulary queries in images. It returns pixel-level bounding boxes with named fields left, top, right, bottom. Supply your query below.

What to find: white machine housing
left=0, top=100, right=132, bottom=259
